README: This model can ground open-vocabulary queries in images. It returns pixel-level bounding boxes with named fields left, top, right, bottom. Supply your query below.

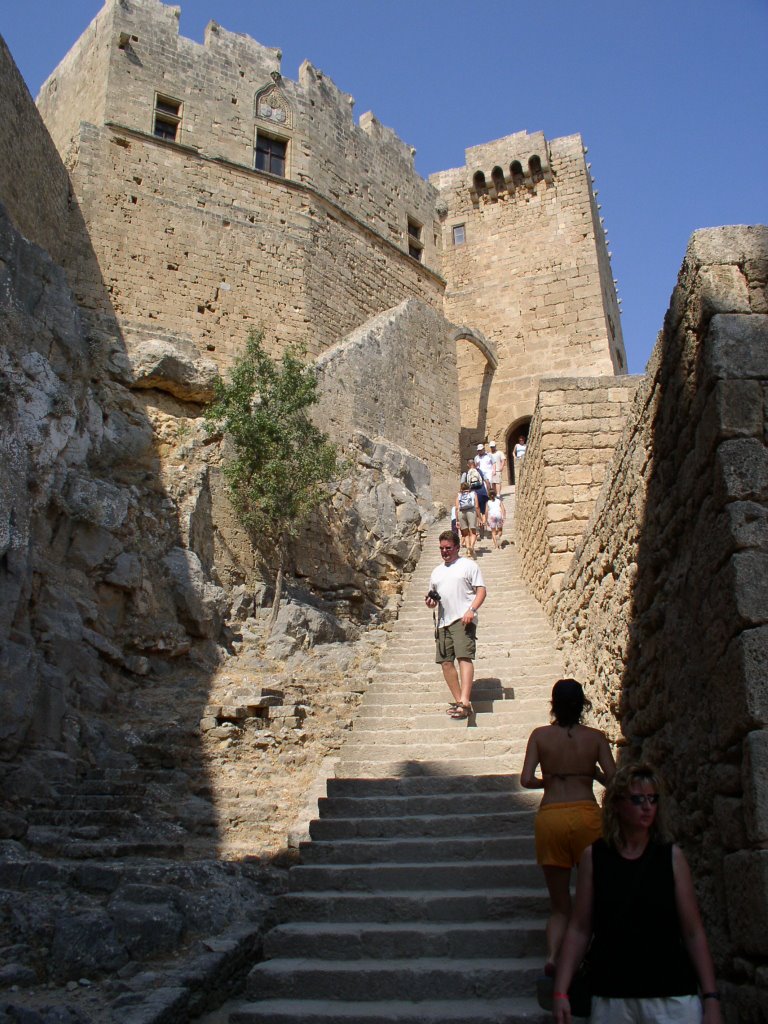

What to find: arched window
left=491, top=165, right=505, bottom=191
left=510, top=160, right=524, bottom=187
left=528, top=154, right=543, bottom=183
left=473, top=170, right=487, bottom=192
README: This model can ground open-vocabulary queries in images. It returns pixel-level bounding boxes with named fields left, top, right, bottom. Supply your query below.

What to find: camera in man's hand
left=426, top=588, right=441, bottom=603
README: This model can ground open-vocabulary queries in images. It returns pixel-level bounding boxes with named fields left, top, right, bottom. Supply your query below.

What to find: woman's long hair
left=550, top=678, right=591, bottom=729
left=602, top=762, right=670, bottom=849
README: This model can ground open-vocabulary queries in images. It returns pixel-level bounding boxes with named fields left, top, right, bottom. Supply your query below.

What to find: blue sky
left=3, top=0, right=766, bottom=374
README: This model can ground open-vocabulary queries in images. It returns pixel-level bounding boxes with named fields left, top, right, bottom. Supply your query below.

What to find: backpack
left=459, top=490, right=475, bottom=510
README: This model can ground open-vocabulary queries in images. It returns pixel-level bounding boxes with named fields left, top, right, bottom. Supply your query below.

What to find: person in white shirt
left=513, top=435, right=527, bottom=460
left=425, top=531, right=486, bottom=720
left=489, top=441, right=506, bottom=496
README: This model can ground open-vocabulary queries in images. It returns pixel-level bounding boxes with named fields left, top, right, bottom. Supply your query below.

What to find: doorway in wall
left=506, top=418, right=530, bottom=486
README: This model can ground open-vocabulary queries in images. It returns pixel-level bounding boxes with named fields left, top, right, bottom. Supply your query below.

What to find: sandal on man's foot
left=445, top=702, right=460, bottom=716
left=449, top=703, right=471, bottom=719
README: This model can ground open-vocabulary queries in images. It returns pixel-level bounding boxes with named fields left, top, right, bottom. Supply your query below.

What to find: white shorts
left=589, top=995, right=701, bottom=1024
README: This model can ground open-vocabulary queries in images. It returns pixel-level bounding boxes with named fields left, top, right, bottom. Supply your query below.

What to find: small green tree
left=205, top=330, right=340, bottom=626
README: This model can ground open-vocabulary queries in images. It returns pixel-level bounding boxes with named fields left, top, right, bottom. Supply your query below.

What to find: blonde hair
left=602, top=762, right=670, bottom=850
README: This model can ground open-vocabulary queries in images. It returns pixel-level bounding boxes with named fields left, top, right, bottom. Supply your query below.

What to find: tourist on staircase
left=424, top=530, right=486, bottom=720
left=489, top=439, right=506, bottom=495
left=521, top=679, right=616, bottom=972
left=456, top=481, right=481, bottom=558
left=552, top=762, right=723, bottom=1024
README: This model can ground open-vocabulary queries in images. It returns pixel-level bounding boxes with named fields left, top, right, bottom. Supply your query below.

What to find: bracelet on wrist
left=702, top=992, right=721, bottom=1001
left=553, top=992, right=570, bottom=1000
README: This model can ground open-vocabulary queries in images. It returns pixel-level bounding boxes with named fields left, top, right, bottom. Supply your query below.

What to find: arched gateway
left=452, top=326, right=498, bottom=461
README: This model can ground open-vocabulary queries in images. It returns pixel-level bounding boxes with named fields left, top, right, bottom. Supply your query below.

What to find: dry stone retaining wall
left=518, top=226, right=767, bottom=1021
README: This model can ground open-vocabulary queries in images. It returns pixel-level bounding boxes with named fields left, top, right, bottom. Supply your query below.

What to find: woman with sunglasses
left=552, top=763, right=722, bottom=1024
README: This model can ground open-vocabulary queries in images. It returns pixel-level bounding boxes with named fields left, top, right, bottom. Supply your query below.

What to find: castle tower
left=35, top=0, right=445, bottom=368
left=431, top=130, right=626, bottom=466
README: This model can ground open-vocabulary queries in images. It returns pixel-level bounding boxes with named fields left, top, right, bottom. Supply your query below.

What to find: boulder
left=267, top=602, right=347, bottom=659
left=162, top=548, right=228, bottom=638
left=127, top=338, right=219, bottom=403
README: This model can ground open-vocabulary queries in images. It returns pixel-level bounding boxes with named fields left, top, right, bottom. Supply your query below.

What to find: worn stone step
left=317, top=791, right=529, bottom=819
left=230, top=996, right=549, bottom=1024
left=263, top=920, right=545, bottom=960
left=288, top=860, right=541, bottom=892
left=349, top=714, right=542, bottom=737
left=338, top=739, right=525, bottom=760
left=324, top=774, right=519, bottom=797
left=309, top=810, right=534, bottom=842
left=300, top=833, right=534, bottom=864
left=356, top=704, right=544, bottom=729
left=247, top=956, right=542, bottom=1001
left=25, top=808, right=143, bottom=827
left=277, top=887, right=548, bottom=924
left=24, top=837, right=186, bottom=859
left=335, top=758, right=519, bottom=778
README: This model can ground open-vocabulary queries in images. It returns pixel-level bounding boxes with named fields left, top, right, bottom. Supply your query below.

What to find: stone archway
left=506, top=415, right=531, bottom=485
left=451, top=326, right=498, bottom=464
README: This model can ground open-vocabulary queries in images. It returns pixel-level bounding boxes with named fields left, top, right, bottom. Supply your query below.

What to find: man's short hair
left=439, top=529, right=460, bottom=546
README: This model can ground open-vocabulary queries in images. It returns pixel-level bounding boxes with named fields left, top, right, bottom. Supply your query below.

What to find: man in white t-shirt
left=475, top=443, right=495, bottom=489
left=425, top=530, right=486, bottom=720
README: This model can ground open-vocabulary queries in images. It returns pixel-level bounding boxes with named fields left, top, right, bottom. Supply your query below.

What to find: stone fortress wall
left=431, top=130, right=627, bottom=458
left=515, top=375, right=641, bottom=609
left=36, top=0, right=445, bottom=368
left=0, top=37, right=72, bottom=264
left=515, top=226, right=768, bottom=1020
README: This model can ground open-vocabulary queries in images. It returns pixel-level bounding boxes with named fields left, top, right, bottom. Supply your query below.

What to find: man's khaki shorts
left=458, top=508, right=477, bottom=530
left=435, top=620, right=476, bottom=663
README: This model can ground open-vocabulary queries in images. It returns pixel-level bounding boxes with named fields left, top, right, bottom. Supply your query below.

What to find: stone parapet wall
left=314, top=299, right=460, bottom=503
left=0, top=37, right=72, bottom=265
left=515, top=375, right=640, bottom=609
left=544, top=226, right=767, bottom=1020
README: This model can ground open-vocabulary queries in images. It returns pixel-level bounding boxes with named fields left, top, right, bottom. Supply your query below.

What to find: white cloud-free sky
left=3, top=0, right=766, bottom=374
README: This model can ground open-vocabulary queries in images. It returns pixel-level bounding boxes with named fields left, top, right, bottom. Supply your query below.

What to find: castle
left=32, top=0, right=625, bottom=473
left=1, top=1, right=765, bottom=1020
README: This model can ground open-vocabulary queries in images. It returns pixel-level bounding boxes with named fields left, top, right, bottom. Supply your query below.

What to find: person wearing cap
left=474, top=443, right=494, bottom=532
left=489, top=441, right=506, bottom=496
left=520, top=679, right=615, bottom=974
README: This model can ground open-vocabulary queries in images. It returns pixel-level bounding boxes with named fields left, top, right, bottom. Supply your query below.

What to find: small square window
left=452, top=224, right=466, bottom=246
left=255, top=133, right=287, bottom=177
left=153, top=94, right=181, bottom=142
left=407, top=217, right=424, bottom=261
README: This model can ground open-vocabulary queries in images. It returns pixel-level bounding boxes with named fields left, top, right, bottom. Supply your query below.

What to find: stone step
left=24, top=837, right=186, bottom=860
left=25, top=808, right=144, bottom=827
left=356, top=704, right=548, bottom=729
left=246, top=957, right=542, bottom=1001
left=337, top=739, right=526, bottom=760
left=230, top=996, right=549, bottom=1024
left=317, top=790, right=531, bottom=819
left=300, top=833, right=535, bottom=864
left=324, top=774, right=518, bottom=796
left=335, top=758, right=519, bottom=778
left=287, top=860, right=542, bottom=892
left=263, top=919, right=545, bottom=960
left=277, top=887, right=548, bottom=924
left=309, top=810, right=534, bottom=842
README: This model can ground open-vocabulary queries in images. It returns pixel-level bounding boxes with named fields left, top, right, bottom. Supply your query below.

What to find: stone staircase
left=224, top=495, right=565, bottom=1023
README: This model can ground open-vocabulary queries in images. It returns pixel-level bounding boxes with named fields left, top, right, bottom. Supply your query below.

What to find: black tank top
left=590, top=839, right=699, bottom=998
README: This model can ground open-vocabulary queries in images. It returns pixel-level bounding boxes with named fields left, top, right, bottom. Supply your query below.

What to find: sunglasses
left=626, top=793, right=659, bottom=806
left=439, top=546, right=456, bottom=553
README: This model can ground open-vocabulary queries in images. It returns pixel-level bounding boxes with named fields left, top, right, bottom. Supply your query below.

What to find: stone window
left=528, top=154, right=544, bottom=183
left=407, top=217, right=423, bottom=261
left=510, top=161, right=525, bottom=187
left=452, top=224, right=466, bottom=246
left=153, top=95, right=182, bottom=142
left=491, top=166, right=505, bottom=191
left=473, top=170, right=487, bottom=192
left=255, top=132, right=287, bottom=177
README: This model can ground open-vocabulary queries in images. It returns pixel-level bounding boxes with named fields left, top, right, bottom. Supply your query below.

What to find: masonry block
left=724, top=849, right=768, bottom=955
left=743, top=730, right=768, bottom=844
left=704, top=314, right=768, bottom=382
